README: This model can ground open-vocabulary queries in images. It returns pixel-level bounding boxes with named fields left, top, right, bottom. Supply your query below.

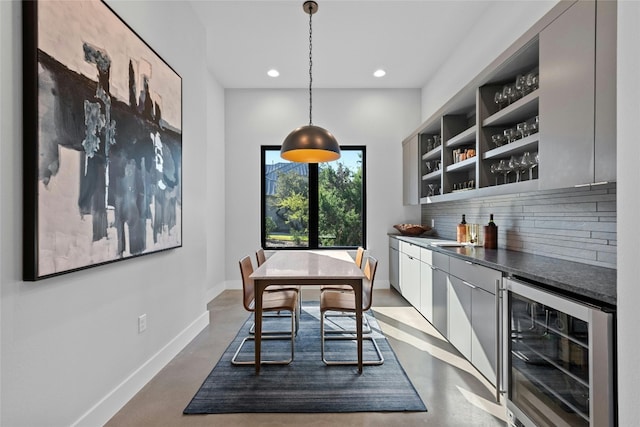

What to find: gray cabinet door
left=471, top=287, right=497, bottom=386
left=389, top=246, right=399, bottom=291
left=448, top=276, right=472, bottom=360
left=432, top=268, right=448, bottom=338
left=420, top=261, right=434, bottom=323
left=539, top=0, right=596, bottom=189
left=400, top=252, right=421, bottom=310
left=402, top=135, right=419, bottom=205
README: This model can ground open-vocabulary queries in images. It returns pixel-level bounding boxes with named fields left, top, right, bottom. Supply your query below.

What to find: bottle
left=456, top=214, right=468, bottom=243
left=484, top=213, right=498, bottom=249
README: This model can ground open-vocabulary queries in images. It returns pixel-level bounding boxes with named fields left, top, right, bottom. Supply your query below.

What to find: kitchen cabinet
left=448, top=275, right=473, bottom=360
left=539, top=0, right=595, bottom=189
left=402, top=135, right=419, bottom=205
left=419, top=247, right=449, bottom=329
left=399, top=241, right=421, bottom=309
left=419, top=251, right=434, bottom=323
left=389, top=237, right=400, bottom=291
left=401, top=0, right=616, bottom=204
left=431, top=255, right=449, bottom=338
left=448, top=257, right=502, bottom=385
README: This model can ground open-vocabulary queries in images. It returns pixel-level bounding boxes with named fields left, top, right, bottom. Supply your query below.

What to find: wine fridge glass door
left=503, top=278, right=614, bottom=427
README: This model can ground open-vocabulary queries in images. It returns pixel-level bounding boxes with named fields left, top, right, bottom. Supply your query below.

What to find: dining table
left=250, top=250, right=366, bottom=374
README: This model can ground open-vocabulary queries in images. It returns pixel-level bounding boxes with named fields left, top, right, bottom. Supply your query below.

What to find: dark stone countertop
left=390, top=235, right=616, bottom=308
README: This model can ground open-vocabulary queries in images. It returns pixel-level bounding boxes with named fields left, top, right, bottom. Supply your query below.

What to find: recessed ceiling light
left=267, top=69, right=280, bottom=78
left=373, top=69, right=386, bottom=78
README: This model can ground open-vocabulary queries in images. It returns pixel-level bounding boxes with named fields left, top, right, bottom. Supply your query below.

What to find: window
left=261, top=146, right=366, bottom=249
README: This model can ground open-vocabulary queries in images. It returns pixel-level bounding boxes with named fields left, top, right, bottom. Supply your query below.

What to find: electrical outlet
left=138, top=314, right=147, bottom=333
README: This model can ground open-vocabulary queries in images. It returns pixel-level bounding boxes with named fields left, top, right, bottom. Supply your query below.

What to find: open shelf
left=446, top=156, right=476, bottom=172
left=446, top=125, right=476, bottom=148
left=483, top=134, right=539, bottom=160
left=422, top=145, right=442, bottom=161
left=483, top=91, right=539, bottom=127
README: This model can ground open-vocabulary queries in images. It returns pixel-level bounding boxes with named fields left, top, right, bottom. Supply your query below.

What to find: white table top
left=250, top=250, right=364, bottom=281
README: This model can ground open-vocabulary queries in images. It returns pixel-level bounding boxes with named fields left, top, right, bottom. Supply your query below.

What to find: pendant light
left=281, top=1, right=340, bottom=163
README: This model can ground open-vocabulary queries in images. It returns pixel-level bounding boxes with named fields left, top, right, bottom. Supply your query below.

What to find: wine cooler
left=502, top=277, right=614, bottom=427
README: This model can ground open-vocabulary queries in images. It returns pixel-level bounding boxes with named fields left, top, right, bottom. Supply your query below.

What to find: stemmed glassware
left=526, top=72, right=539, bottom=92
left=427, top=183, right=436, bottom=197
left=515, top=74, right=527, bottom=97
left=499, top=159, right=511, bottom=184
left=509, top=155, right=522, bottom=182
left=521, top=151, right=539, bottom=180
left=490, top=162, right=501, bottom=186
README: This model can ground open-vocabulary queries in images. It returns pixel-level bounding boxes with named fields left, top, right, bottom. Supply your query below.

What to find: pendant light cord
left=308, top=7, right=313, bottom=126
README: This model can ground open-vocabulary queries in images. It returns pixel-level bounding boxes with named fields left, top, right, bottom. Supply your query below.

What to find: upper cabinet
left=402, top=0, right=616, bottom=204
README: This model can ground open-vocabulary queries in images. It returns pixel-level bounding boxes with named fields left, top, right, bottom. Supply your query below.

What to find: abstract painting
left=23, top=0, right=182, bottom=280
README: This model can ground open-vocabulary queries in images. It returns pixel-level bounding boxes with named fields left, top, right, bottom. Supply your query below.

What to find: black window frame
left=260, top=145, right=367, bottom=250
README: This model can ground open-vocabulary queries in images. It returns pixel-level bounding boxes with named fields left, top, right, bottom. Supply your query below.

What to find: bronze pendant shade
left=280, top=1, right=340, bottom=163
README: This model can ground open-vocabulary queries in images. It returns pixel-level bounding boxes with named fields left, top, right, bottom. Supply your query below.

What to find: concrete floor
left=106, top=288, right=507, bottom=427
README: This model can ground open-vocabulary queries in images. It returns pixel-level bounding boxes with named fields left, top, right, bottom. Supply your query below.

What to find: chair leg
left=323, top=312, right=372, bottom=335
left=320, top=310, right=384, bottom=366
left=232, top=309, right=296, bottom=365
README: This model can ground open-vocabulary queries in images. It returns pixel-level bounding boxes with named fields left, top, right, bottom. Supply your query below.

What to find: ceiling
left=190, top=0, right=503, bottom=89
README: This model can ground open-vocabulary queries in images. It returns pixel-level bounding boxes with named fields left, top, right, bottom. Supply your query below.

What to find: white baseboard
left=71, top=311, right=210, bottom=427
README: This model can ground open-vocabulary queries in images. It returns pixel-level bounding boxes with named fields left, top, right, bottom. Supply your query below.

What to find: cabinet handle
left=462, top=280, right=477, bottom=289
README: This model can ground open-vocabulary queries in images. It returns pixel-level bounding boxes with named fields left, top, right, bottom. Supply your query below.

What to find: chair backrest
left=239, top=256, right=256, bottom=312
left=362, top=256, right=378, bottom=310
left=256, top=248, right=267, bottom=266
left=354, top=246, right=365, bottom=268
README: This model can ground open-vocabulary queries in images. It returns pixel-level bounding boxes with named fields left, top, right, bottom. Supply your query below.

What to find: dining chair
left=232, top=255, right=298, bottom=365
left=319, top=256, right=384, bottom=365
left=255, top=248, right=302, bottom=323
left=320, top=246, right=365, bottom=293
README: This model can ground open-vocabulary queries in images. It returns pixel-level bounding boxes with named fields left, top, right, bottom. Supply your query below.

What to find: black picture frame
left=23, top=0, right=183, bottom=281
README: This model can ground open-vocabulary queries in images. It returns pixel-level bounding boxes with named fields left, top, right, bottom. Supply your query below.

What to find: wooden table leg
left=255, top=281, right=264, bottom=375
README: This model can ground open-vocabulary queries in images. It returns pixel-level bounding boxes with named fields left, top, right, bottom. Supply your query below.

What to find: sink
left=429, top=240, right=464, bottom=247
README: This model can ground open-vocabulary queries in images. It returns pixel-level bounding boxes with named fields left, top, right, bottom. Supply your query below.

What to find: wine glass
left=515, top=74, right=527, bottom=97
left=516, top=122, right=528, bottom=140
left=494, top=91, right=505, bottom=110
left=490, top=162, right=501, bottom=186
left=499, top=159, right=511, bottom=184
left=492, top=133, right=506, bottom=148
left=427, top=183, right=436, bottom=197
left=508, top=155, right=519, bottom=182
left=521, top=152, right=533, bottom=180
left=528, top=115, right=539, bottom=135
left=504, top=128, right=517, bottom=144
left=526, top=72, right=539, bottom=92
left=528, top=151, right=539, bottom=180
left=504, top=84, right=517, bottom=105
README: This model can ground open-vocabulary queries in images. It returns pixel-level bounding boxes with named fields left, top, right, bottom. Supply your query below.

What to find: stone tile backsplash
left=421, top=183, right=617, bottom=269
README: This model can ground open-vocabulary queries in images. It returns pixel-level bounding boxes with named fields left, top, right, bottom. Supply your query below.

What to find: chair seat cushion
left=320, top=284, right=353, bottom=292
left=262, top=289, right=298, bottom=312
left=320, top=289, right=356, bottom=312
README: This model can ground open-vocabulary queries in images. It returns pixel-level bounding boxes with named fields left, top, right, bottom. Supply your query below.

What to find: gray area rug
left=184, top=302, right=428, bottom=414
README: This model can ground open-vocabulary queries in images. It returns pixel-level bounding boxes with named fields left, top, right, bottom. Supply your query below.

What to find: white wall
left=224, top=89, right=421, bottom=288
left=420, top=1, right=557, bottom=121
left=0, top=1, right=225, bottom=426
left=616, top=1, right=639, bottom=424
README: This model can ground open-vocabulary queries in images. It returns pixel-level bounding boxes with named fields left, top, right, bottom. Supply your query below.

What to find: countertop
left=390, top=234, right=617, bottom=308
